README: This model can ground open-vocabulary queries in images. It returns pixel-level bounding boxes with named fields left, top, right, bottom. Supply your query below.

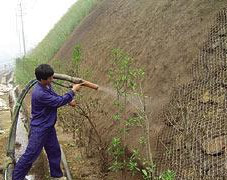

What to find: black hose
left=4, top=79, right=37, bottom=180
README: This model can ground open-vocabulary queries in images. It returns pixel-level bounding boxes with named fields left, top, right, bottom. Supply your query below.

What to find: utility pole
left=16, top=12, right=22, bottom=56
left=19, top=2, right=26, bottom=57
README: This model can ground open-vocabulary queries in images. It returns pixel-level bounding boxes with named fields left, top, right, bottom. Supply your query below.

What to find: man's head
left=35, top=64, right=54, bottom=86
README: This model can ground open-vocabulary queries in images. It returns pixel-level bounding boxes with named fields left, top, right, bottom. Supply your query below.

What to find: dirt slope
left=52, top=0, right=227, bottom=179
left=54, top=0, right=225, bottom=110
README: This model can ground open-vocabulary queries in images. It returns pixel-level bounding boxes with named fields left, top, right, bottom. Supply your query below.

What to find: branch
left=77, top=104, right=102, bottom=145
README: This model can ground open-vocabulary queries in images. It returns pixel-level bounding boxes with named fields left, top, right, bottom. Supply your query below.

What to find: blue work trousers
left=12, top=127, right=63, bottom=180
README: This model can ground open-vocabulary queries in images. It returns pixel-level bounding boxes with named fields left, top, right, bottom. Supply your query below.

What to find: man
left=13, top=64, right=81, bottom=180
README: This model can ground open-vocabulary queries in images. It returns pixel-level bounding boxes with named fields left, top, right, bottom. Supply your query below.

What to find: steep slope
left=54, top=0, right=225, bottom=109
left=52, top=0, right=227, bottom=179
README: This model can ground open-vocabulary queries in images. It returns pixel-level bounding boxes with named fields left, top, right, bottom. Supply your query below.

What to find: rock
left=175, top=134, right=184, bottom=151
left=15, top=142, right=22, bottom=148
left=217, top=27, right=227, bottom=37
left=202, top=91, right=210, bottom=103
left=0, top=107, right=9, bottom=111
left=225, top=150, right=227, bottom=170
left=0, top=84, right=12, bottom=93
left=202, top=136, right=227, bottom=155
left=181, top=167, right=196, bottom=178
left=0, top=98, right=9, bottom=111
left=90, top=161, right=95, bottom=166
left=81, top=168, right=92, bottom=177
left=1, top=76, right=6, bottom=85
left=213, top=94, right=225, bottom=104
left=212, top=40, right=221, bottom=49
left=85, top=176, right=100, bottom=180
left=25, top=175, right=35, bottom=180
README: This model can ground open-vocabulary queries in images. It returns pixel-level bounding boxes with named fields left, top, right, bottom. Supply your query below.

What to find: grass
left=15, top=0, right=102, bottom=85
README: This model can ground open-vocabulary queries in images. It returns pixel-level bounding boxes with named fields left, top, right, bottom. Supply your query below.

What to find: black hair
left=35, top=64, right=54, bottom=81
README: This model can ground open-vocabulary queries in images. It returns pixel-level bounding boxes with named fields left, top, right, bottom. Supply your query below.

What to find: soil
left=51, top=0, right=227, bottom=179
left=57, top=127, right=104, bottom=180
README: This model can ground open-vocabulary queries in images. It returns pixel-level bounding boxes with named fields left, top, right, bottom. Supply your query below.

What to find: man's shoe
left=25, top=175, right=35, bottom=180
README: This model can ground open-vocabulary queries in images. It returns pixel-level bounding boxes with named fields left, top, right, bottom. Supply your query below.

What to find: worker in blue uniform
left=12, top=64, right=81, bottom=180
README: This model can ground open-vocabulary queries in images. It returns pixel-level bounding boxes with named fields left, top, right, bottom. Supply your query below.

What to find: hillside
left=50, top=0, right=227, bottom=179
left=53, top=0, right=225, bottom=121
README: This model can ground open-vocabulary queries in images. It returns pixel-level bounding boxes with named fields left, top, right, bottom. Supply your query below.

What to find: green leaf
left=142, top=169, right=148, bottom=176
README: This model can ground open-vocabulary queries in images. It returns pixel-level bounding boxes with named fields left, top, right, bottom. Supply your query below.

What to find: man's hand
left=68, top=100, right=76, bottom=107
left=72, top=84, right=81, bottom=93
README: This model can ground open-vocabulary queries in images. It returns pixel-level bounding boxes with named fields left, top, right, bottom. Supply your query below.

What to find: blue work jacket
left=30, top=82, right=74, bottom=129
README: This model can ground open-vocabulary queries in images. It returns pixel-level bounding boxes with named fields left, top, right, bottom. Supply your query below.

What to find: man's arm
left=38, top=84, right=81, bottom=108
left=38, top=90, right=74, bottom=108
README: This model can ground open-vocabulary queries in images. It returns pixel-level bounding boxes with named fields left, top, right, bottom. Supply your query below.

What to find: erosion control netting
left=155, top=8, right=227, bottom=179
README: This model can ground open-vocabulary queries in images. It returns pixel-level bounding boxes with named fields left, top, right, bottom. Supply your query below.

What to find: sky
left=0, top=0, right=77, bottom=66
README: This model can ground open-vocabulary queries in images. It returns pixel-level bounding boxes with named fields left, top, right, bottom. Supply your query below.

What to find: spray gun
left=53, top=73, right=99, bottom=90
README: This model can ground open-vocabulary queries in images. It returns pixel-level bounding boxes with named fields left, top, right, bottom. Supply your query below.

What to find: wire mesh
left=155, top=8, right=227, bottom=179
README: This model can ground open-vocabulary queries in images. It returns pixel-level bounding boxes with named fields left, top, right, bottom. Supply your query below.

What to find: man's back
left=30, top=82, right=58, bottom=128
